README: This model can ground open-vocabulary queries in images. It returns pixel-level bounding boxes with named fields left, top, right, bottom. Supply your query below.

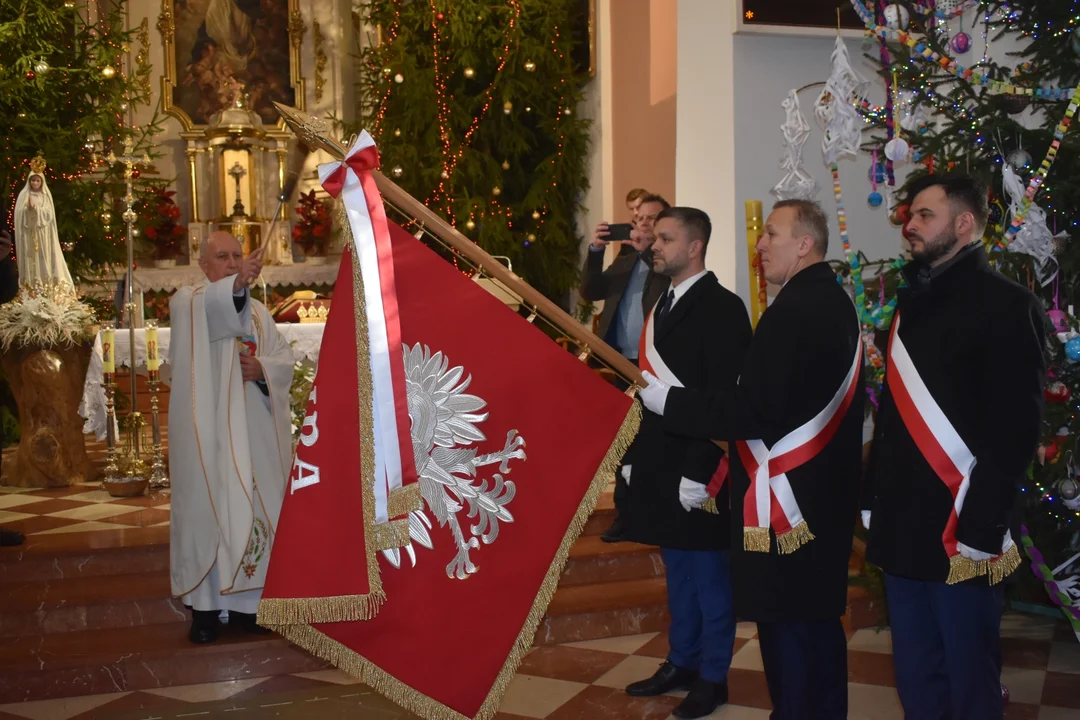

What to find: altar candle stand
left=100, top=322, right=120, bottom=482
left=145, top=321, right=169, bottom=488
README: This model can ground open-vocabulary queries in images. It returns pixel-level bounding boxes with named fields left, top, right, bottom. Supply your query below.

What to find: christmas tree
left=0, top=0, right=162, bottom=282
left=350, top=0, right=591, bottom=305
left=837, top=1, right=1080, bottom=626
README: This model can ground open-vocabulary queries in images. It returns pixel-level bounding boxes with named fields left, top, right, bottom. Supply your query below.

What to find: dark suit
left=864, top=244, right=1045, bottom=720
left=623, top=271, right=751, bottom=683
left=581, top=245, right=669, bottom=354
left=0, top=248, right=17, bottom=481
left=664, top=262, right=863, bottom=719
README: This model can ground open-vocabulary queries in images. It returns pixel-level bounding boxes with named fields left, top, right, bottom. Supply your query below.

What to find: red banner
left=261, top=222, right=638, bottom=719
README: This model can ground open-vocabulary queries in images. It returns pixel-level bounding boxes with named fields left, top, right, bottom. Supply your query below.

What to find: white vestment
left=168, top=276, right=294, bottom=611
left=13, top=173, right=74, bottom=290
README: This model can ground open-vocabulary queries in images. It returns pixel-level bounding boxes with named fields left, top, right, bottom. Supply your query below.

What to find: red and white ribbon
left=637, top=303, right=684, bottom=389
left=318, top=131, right=413, bottom=523
left=886, top=313, right=1018, bottom=583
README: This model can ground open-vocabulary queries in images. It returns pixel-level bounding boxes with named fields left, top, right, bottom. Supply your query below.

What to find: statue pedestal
left=1, top=343, right=92, bottom=487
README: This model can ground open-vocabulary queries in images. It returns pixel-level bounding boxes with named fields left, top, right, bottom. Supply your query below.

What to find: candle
left=145, top=322, right=160, bottom=373
left=102, top=324, right=115, bottom=376
left=745, top=200, right=767, bottom=328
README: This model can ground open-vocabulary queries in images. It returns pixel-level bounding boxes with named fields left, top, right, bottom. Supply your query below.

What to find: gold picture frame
left=157, top=0, right=306, bottom=130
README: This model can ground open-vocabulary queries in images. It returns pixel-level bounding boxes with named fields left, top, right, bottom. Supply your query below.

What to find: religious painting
left=570, top=0, right=596, bottom=79
left=742, top=0, right=865, bottom=31
left=158, top=0, right=305, bottom=129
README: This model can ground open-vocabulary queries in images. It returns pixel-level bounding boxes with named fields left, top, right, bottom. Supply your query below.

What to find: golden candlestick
left=145, top=321, right=169, bottom=488
left=745, top=200, right=768, bottom=328
left=100, top=322, right=119, bottom=483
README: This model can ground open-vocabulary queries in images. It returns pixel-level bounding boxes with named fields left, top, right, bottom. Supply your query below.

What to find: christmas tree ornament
left=1044, top=439, right=1061, bottom=464
left=501, top=160, right=510, bottom=170
left=524, top=60, right=536, bottom=72
left=34, top=59, right=48, bottom=74
left=531, top=210, right=541, bottom=220
left=63, top=0, right=74, bottom=6
left=883, top=4, right=909, bottom=30
left=131, top=169, right=140, bottom=179
left=62, top=242, right=74, bottom=252
left=436, top=12, right=444, bottom=21
left=1045, top=382, right=1071, bottom=403
left=563, top=108, right=572, bottom=116
left=1066, top=336, right=1080, bottom=361
left=950, top=32, right=972, bottom=54
left=16, top=112, right=26, bottom=119
left=382, top=67, right=392, bottom=77
left=465, top=220, right=476, bottom=231
left=391, top=165, right=403, bottom=177
left=1048, top=309, right=1070, bottom=334
left=463, top=67, right=475, bottom=79
left=771, top=89, right=817, bottom=201
left=120, top=102, right=128, bottom=111
left=1007, top=148, right=1032, bottom=171
left=503, top=101, right=513, bottom=114
left=25, top=70, right=35, bottom=80
left=102, top=210, right=112, bottom=224
left=1059, top=477, right=1080, bottom=501
left=132, top=227, right=140, bottom=237
left=884, top=137, right=909, bottom=163
left=988, top=200, right=1004, bottom=226
left=101, top=64, right=116, bottom=78
left=527, top=233, right=536, bottom=242
left=393, top=128, right=401, bottom=137
left=394, top=73, right=404, bottom=84
left=868, top=191, right=883, bottom=208
left=121, top=43, right=130, bottom=53
left=440, top=170, right=449, bottom=179
left=524, top=106, right=532, bottom=113
left=867, top=149, right=883, bottom=208
left=889, top=204, right=911, bottom=227
left=492, top=186, right=502, bottom=196
left=867, top=161, right=887, bottom=185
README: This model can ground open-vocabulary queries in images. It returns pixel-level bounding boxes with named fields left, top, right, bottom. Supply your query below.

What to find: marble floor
left=0, top=615, right=1076, bottom=720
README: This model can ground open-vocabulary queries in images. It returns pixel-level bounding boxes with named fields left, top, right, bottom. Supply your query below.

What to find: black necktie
left=655, top=290, right=674, bottom=329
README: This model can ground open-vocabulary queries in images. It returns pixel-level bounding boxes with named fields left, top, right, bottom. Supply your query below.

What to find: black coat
left=581, top=245, right=669, bottom=348
left=0, top=256, right=16, bottom=305
left=665, top=262, right=864, bottom=621
left=864, top=246, right=1046, bottom=583
left=621, top=272, right=752, bottom=551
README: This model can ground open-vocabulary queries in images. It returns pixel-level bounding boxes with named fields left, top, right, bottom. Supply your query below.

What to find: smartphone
left=606, top=223, right=633, bottom=241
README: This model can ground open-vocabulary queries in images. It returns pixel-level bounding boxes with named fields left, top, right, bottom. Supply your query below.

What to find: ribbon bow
left=318, top=130, right=381, bottom=199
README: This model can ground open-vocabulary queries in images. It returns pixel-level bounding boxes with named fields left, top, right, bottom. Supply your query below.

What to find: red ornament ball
left=436, top=12, right=444, bottom=20
left=25, top=70, right=35, bottom=80
left=131, top=169, right=141, bottom=179
left=1045, top=381, right=1072, bottom=403
left=1044, top=439, right=1061, bottom=464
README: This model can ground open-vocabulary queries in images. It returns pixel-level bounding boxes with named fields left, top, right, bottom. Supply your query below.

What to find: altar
left=79, top=323, right=325, bottom=441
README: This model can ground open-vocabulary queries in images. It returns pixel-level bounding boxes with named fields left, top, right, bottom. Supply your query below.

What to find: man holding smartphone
left=581, top=191, right=670, bottom=543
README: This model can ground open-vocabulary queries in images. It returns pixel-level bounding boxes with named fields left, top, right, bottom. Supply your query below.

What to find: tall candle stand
left=106, top=138, right=151, bottom=494
left=145, top=320, right=169, bottom=488
left=100, top=321, right=120, bottom=483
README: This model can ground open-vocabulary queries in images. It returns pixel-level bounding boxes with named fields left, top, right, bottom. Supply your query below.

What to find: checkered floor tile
left=0, top=614, right=1074, bottom=719
left=0, top=482, right=170, bottom=536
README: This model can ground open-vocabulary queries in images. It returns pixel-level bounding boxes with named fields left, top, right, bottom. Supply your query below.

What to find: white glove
left=861, top=510, right=871, bottom=530
left=639, top=370, right=670, bottom=416
left=957, top=529, right=1013, bottom=562
left=678, top=478, right=709, bottom=512
left=621, top=465, right=632, bottom=486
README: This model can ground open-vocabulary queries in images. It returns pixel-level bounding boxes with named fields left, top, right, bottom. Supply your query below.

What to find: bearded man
left=864, top=174, right=1046, bottom=720
left=168, top=232, right=295, bottom=644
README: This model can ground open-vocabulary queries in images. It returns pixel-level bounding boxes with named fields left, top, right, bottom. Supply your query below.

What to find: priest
left=168, top=231, right=295, bottom=644
left=639, top=199, right=863, bottom=719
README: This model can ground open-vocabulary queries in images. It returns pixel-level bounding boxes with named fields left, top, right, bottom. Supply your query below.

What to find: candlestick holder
left=101, top=374, right=120, bottom=483
left=147, top=370, right=169, bottom=488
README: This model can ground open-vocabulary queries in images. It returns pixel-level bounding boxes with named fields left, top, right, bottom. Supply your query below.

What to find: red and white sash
left=638, top=302, right=684, bottom=389
left=886, top=314, right=1020, bottom=584
left=704, top=313, right=862, bottom=552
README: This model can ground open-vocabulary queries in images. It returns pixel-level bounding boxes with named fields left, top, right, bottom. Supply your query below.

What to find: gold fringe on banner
left=387, top=484, right=423, bottom=518
left=372, top=518, right=411, bottom=551
left=273, top=402, right=642, bottom=720
left=743, top=526, right=770, bottom=553
left=777, top=521, right=815, bottom=555
left=946, top=543, right=1022, bottom=585
left=258, top=592, right=383, bottom=625
left=701, top=498, right=719, bottom=515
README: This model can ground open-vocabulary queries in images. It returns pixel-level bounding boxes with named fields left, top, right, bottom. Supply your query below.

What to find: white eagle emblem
left=382, top=343, right=526, bottom=579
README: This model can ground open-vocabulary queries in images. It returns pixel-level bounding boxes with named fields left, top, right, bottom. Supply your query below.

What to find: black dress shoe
left=230, top=610, right=272, bottom=634
left=0, top=528, right=24, bottom=547
left=600, top=517, right=625, bottom=544
left=673, top=678, right=728, bottom=718
left=625, top=660, right=697, bottom=697
left=188, top=609, right=219, bottom=644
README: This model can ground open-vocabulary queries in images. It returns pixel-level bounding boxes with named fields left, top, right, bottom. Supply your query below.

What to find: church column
left=675, top=0, right=739, bottom=294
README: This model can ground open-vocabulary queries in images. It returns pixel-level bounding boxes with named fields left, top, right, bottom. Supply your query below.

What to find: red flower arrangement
left=292, top=189, right=334, bottom=257
left=141, top=188, right=186, bottom=260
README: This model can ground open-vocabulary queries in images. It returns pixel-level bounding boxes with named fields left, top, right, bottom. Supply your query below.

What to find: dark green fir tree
left=351, top=0, right=592, bottom=305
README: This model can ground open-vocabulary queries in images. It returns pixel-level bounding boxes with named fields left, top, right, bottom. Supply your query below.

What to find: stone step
left=0, top=623, right=327, bottom=704
left=536, top=576, right=670, bottom=646
left=0, top=525, right=170, bottom=583
left=561, top=534, right=664, bottom=586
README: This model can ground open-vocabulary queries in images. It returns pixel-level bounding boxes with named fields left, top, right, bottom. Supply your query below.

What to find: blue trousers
left=756, top=617, right=848, bottom=720
left=660, top=548, right=736, bottom=683
left=885, top=573, right=1005, bottom=720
